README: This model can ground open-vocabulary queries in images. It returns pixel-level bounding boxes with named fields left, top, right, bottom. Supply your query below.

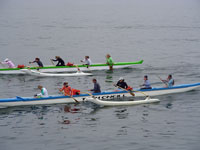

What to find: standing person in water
left=81, top=56, right=92, bottom=66
left=106, top=54, right=114, bottom=71
left=0, top=58, right=15, bottom=68
left=29, top=58, right=44, bottom=67
left=51, top=56, right=65, bottom=66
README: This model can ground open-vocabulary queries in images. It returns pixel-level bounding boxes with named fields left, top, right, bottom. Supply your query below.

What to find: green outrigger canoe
left=0, top=60, right=143, bottom=74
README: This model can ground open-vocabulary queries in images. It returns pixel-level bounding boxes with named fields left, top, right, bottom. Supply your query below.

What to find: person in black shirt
left=51, top=56, right=65, bottom=66
left=29, top=58, right=44, bottom=67
left=115, top=77, right=128, bottom=89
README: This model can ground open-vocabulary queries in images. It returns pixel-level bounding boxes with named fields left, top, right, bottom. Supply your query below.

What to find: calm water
left=0, top=0, right=200, bottom=150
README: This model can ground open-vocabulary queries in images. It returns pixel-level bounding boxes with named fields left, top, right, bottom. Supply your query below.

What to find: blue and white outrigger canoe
left=0, top=83, right=199, bottom=107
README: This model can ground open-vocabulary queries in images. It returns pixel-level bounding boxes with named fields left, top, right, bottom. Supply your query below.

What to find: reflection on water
left=115, top=108, right=128, bottom=119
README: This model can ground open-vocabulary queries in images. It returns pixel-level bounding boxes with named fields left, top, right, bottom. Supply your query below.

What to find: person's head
left=106, top=54, right=111, bottom=58
left=144, top=75, right=148, bottom=80
left=55, top=56, right=60, bottom=59
left=119, top=77, right=124, bottom=82
left=92, top=78, right=97, bottom=83
left=4, top=58, right=9, bottom=62
left=35, top=58, right=40, bottom=61
left=38, top=85, right=43, bottom=90
left=85, top=56, right=89, bottom=59
left=63, top=82, right=68, bottom=87
left=168, top=74, right=172, bottom=79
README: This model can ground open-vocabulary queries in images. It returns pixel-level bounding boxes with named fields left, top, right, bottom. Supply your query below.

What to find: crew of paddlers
left=35, top=74, right=174, bottom=98
left=0, top=54, right=174, bottom=98
left=0, top=54, right=113, bottom=70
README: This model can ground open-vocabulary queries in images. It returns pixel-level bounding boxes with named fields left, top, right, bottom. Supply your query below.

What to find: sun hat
left=4, top=58, right=9, bottom=62
left=119, top=77, right=124, bottom=80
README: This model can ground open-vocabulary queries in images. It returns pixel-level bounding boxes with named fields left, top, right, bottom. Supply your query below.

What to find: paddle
left=0, top=62, right=5, bottom=68
left=50, top=59, right=55, bottom=66
left=113, top=84, right=135, bottom=96
left=80, top=91, right=97, bottom=102
left=113, top=84, right=150, bottom=97
left=70, top=95, right=80, bottom=103
left=16, top=96, right=24, bottom=100
left=59, top=89, right=79, bottom=103
left=157, top=75, right=168, bottom=87
left=74, top=64, right=81, bottom=73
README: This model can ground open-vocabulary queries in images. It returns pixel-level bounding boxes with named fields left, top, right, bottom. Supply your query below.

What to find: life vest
left=17, top=65, right=25, bottom=68
left=72, top=89, right=80, bottom=95
left=126, top=86, right=133, bottom=91
left=66, top=62, right=74, bottom=66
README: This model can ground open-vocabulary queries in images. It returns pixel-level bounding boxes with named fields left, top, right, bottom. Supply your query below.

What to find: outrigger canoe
left=0, top=60, right=143, bottom=74
left=86, top=97, right=160, bottom=106
left=20, top=69, right=92, bottom=77
left=0, top=82, right=199, bottom=108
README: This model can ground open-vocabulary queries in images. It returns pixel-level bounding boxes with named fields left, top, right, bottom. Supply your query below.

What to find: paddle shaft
left=114, top=85, right=135, bottom=96
left=50, top=59, right=55, bottom=66
left=157, top=75, right=168, bottom=87
left=74, top=64, right=81, bottom=72
left=114, top=84, right=150, bottom=97
left=0, top=62, right=5, bottom=68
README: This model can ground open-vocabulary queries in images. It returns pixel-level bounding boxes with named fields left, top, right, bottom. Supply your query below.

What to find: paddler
left=106, top=54, right=114, bottom=70
left=89, top=78, right=101, bottom=93
left=34, top=85, right=48, bottom=98
left=161, top=74, right=175, bottom=87
left=140, top=75, right=152, bottom=89
left=114, top=77, right=128, bottom=89
left=0, top=58, right=15, bottom=68
left=51, top=56, right=65, bottom=66
left=29, top=57, right=44, bottom=67
left=59, top=82, right=72, bottom=96
left=80, top=56, right=92, bottom=66
left=60, top=82, right=80, bottom=96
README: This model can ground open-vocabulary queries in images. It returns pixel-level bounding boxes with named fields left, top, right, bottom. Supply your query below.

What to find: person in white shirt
left=81, top=56, right=92, bottom=66
left=0, top=58, right=15, bottom=68
left=35, top=85, right=48, bottom=98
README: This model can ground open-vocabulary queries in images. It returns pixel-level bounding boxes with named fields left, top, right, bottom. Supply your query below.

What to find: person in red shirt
left=59, top=82, right=72, bottom=96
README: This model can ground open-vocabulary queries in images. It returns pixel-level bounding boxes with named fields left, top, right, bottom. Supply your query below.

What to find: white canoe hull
left=0, top=65, right=132, bottom=74
left=20, top=69, right=92, bottom=77
left=86, top=97, right=160, bottom=106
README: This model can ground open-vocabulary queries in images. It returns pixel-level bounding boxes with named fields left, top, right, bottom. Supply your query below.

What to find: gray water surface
left=0, top=0, right=200, bottom=150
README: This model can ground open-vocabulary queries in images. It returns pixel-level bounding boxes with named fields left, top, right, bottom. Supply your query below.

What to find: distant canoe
left=0, top=60, right=143, bottom=74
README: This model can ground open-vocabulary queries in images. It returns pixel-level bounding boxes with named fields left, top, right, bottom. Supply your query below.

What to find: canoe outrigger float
left=20, top=69, right=93, bottom=77
left=0, top=60, right=143, bottom=74
left=85, top=97, right=160, bottom=106
left=0, top=82, right=199, bottom=108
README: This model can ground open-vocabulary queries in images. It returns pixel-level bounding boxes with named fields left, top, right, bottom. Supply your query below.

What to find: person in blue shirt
left=89, top=78, right=101, bottom=93
left=162, top=74, right=175, bottom=87
left=29, top=58, right=44, bottom=67
left=140, top=75, right=152, bottom=89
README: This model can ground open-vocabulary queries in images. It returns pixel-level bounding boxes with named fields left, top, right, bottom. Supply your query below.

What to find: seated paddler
left=140, top=75, right=152, bottom=89
left=34, top=85, right=48, bottom=98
